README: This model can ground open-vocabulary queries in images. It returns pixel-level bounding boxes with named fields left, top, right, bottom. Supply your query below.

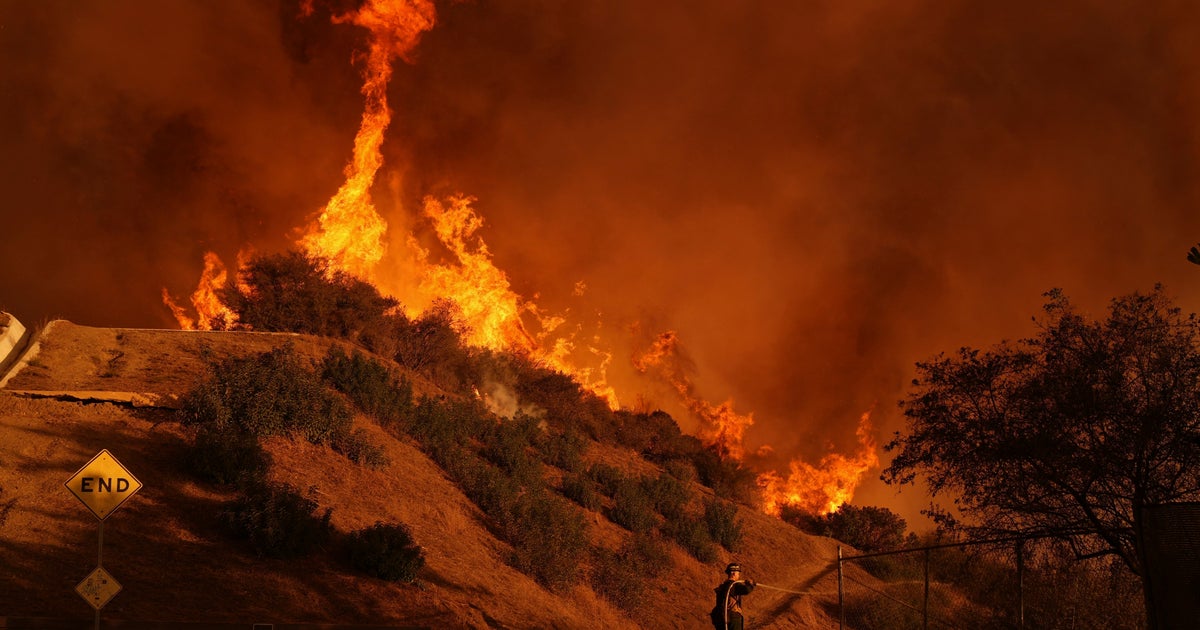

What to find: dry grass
left=0, top=320, right=858, bottom=628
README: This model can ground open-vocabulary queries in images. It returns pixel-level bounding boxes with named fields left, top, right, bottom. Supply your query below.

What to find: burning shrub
left=223, top=482, right=332, bottom=559
left=346, top=522, right=425, bottom=583
left=221, top=250, right=401, bottom=352
left=703, top=498, right=743, bottom=552
left=320, top=346, right=414, bottom=428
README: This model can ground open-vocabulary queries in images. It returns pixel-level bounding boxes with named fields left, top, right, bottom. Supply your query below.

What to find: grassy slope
left=0, top=321, right=870, bottom=628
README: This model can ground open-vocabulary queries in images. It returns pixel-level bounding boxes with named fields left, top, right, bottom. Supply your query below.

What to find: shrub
left=666, top=514, right=717, bottom=563
left=590, top=533, right=671, bottom=613
left=586, top=463, right=626, bottom=497
left=346, top=522, right=425, bottom=582
left=608, top=478, right=657, bottom=534
left=505, top=491, right=589, bottom=591
left=643, top=473, right=692, bottom=521
left=187, top=423, right=271, bottom=488
left=483, top=415, right=543, bottom=486
left=784, top=503, right=908, bottom=553
left=538, top=427, right=587, bottom=473
left=321, top=346, right=414, bottom=427
left=703, top=498, right=743, bottom=552
left=409, top=396, right=488, bottom=455
left=663, top=458, right=698, bottom=484
left=220, top=250, right=402, bottom=352
left=332, top=428, right=389, bottom=470
left=561, top=473, right=604, bottom=511
left=692, top=446, right=758, bottom=503
left=179, top=344, right=353, bottom=446
left=452, top=454, right=522, bottom=518
left=395, top=299, right=475, bottom=393
left=223, top=482, right=332, bottom=558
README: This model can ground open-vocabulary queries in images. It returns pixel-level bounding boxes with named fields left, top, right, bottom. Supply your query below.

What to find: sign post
left=65, top=449, right=142, bottom=630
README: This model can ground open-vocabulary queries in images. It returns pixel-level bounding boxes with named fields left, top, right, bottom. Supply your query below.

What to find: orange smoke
left=757, top=410, right=880, bottom=516
left=634, top=330, right=879, bottom=516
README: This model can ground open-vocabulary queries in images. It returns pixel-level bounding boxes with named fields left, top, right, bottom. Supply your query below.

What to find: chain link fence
left=834, top=537, right=1146, bottom=630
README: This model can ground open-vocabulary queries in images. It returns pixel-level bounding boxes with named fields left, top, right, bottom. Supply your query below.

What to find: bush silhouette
left=187, top=423, right=271, bottom=488
left=346, top=522, right=425, bottom=583
left=320, top=346, right=414, bottom=428
left=179, top=344, right=353, bottom=445
left=224, top=482, right=332, bottom=559
left=220, top=250, right=402, bottom=354
left=703, top=498, right=743, bottom=552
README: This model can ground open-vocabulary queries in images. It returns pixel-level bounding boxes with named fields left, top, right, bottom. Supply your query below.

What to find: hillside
left=0, top=321, right=872, bottom=628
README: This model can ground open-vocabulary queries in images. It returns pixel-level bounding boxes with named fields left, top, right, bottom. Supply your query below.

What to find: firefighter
left=710, top=562, right=756, bottom=630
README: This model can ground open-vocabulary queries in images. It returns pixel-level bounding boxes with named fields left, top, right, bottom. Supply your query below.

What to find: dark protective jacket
left=710, top=578, right=755, bottom=629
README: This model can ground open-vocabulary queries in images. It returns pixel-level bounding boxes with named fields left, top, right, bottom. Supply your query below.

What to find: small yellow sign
left=76, top=566, right=122, bottom=611
left=65, top=449, right=143, bottom=520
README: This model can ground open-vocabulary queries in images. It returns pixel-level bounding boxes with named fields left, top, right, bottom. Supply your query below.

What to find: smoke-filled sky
left=3, top=0, right=1199, bottom=524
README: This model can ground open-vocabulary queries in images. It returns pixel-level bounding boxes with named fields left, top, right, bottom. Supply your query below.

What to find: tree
left=883, top=286, right=1200, bottom=627
left=222, top=250, right=403, bottom=352
left=783, top=503, right=909, bottom=553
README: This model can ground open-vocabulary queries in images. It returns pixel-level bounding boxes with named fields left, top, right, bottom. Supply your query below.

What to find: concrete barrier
left=0, top=312, right=29, bottom=385
left=0, top=312, right=25, bottom=365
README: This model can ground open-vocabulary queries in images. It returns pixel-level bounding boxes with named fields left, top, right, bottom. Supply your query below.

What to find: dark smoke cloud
left=3, top=0, right=1199, bottom=523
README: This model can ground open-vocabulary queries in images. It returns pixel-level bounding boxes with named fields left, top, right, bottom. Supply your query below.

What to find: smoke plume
left=3, top=0, right=1199, bottom=523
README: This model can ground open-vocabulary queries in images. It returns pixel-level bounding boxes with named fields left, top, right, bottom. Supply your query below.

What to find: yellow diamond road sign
left=76, top=566, right=122, bottom=610
left=65, top=449, right=142, bottom=520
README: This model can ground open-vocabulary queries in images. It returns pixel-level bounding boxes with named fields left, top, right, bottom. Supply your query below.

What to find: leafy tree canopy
left=884, top=286, right=1200, bottom=580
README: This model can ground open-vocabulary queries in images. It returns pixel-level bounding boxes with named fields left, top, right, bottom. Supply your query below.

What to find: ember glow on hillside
left=6, top=1, right=1200, bottom=524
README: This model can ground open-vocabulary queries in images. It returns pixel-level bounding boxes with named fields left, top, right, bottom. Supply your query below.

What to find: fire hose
left=752, top=582, right=835, bottom=596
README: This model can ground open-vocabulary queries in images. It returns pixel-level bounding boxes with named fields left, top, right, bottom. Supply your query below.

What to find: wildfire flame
left=165, top=0, right=875, bottom=515
left=757, top=410, right=880, bottom=516
left=162, top=251, right=238, bottom=331
left=299, top=0, right=436, bottom=279
left=164, top=0, right=618, bottom=407
left=634, top=330, right=879, bottom=516
left=633, top=330, right=754, bottom=459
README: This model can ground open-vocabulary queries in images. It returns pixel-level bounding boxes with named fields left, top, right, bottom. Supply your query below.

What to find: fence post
left=1017, top=539, right=1025, bottom=630
left=837, top=546, right=845, bottom=630
left=923, top=547, right=930, bottom=630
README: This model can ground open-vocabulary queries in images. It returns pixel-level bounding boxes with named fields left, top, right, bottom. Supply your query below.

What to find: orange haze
left=5, top=0, right=1200, bottom=524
